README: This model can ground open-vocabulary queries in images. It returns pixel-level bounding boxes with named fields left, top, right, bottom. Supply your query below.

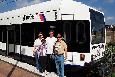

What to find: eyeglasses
left=39, top=35, right=43, bottom=37
left=49, top=32, right=54, bottom=34
left=57, top=37, right=61, bottom=38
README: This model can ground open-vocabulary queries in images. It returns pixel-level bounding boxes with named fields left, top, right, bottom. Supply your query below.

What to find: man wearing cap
left=54, top=33, right=67, bottom=77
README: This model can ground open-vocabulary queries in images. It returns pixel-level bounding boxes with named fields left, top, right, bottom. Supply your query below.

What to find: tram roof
left=0, top=0, right=104, bottom=25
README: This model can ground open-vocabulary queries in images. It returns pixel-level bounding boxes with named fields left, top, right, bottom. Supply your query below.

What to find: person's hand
left=64, top=57, right=67, bottom=61
left=33, top=51, right=35, bottom=56
left=50, top=54, right=55, bottom=59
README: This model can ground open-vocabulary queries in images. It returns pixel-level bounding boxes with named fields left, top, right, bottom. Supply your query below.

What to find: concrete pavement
left=0, top=60, right=39, bottom=77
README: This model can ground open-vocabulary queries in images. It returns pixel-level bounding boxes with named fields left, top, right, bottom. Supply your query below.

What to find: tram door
left=6, top=25, right=15, bottom=57
left=0, top=26, right=7, bottom=56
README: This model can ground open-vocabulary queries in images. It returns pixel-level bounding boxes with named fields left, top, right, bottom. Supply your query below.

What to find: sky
left=0, top=0, right=115, bottom=25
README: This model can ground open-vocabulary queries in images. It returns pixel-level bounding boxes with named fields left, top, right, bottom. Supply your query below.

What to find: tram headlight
left=80, top=54, right=85, bottom=61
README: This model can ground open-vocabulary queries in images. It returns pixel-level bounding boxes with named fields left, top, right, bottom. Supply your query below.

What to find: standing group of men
left=33, top=30, right=67, bottom=77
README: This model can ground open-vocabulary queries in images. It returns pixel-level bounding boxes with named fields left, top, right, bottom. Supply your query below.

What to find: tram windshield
left=90, top=9, right=105, bottom=44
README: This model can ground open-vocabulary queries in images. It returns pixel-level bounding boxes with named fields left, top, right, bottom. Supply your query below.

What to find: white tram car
left=0, top=0, right=106, bottom=66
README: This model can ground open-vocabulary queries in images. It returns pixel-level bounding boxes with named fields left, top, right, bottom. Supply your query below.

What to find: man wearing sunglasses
left=54, top=33, right=67, bottom=77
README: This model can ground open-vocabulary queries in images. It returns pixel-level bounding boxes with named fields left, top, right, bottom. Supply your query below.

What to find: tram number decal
left=92, top=50, right=104, bottom=60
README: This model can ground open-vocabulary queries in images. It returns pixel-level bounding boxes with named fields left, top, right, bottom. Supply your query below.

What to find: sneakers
left=40, top=72, right=45, bottom=77
left=34, top=69, right=43, bottom=76
left=34, top=69, right=40, bottom=74
left=39, top=71, right=48, bottom=77
left=44, top=70, right=49, bottom=75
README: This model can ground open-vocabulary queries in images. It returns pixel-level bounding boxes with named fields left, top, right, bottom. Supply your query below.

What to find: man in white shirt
left=46, top=30, right=57, bottom=72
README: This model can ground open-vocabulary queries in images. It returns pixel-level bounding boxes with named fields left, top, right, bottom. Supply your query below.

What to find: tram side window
left=0, top=27, right=2, bottom=42
left=77, top=21, right=86, bottom=43
left=0, top=26, right=6, bottom=43
left=15, top=25, right=20, bottom=45
left=2, top=26, right=7, bottom=43
left=21, top=23, right=34, bottom=46
left=63, top=21, right=76, bottom=52
left=76, top=21, right=90, bottom=52
left=8, top=30, right=14, bottom=44
left=90, top=9, right=105, bottom=44
left=63, top=21, right=90, bottom=53
left=63, top=22, right=71, bottom=42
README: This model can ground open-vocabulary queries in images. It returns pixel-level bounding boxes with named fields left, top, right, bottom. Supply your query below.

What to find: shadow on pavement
left=7, top=61, right=19, bottom=77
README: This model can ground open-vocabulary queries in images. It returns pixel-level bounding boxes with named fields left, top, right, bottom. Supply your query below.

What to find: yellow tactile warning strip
left=0, top=60, right=39, bottom=77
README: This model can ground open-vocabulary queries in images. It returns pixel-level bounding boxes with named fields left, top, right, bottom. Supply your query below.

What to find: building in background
left=106, top=25, right=115, bottom=44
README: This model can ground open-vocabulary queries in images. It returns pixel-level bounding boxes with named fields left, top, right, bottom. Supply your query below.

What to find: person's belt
left=55, top=53, right=64, bottom=56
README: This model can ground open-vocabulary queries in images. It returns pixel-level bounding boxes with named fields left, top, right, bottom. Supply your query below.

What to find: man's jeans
left=55, top=55, right=64, bottom=77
